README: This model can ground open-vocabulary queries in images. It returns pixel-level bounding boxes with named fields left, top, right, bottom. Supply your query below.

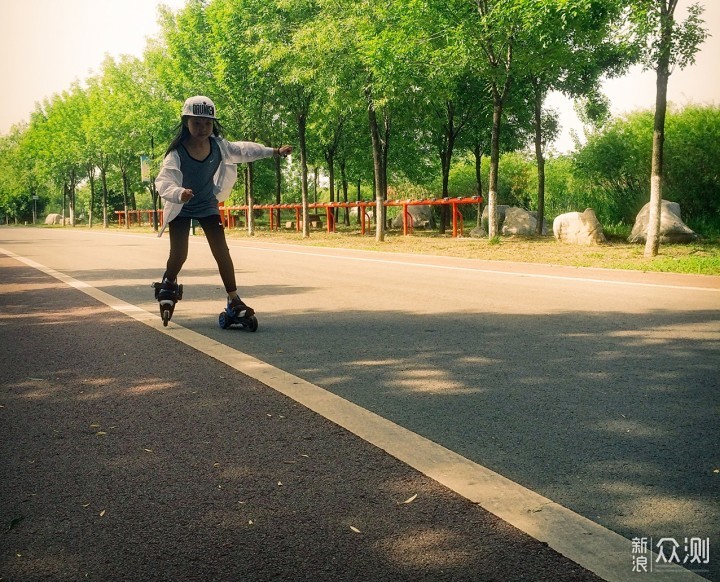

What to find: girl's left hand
left=277, top=145, right=293, bottom=158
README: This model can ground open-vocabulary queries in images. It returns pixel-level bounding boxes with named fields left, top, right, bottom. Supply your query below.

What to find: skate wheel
left=162, top=310, right=170, bottom=327
left=218, top=311, right=230, bottom=329
left=247, top=315, right=258, bottom=332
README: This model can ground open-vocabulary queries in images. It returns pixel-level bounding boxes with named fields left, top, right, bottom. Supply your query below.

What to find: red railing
left=115, top=196, right=483, bottom=238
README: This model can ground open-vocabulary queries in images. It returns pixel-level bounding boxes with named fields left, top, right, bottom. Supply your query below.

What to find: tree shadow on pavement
left=0, top=260, right=603, bottom=581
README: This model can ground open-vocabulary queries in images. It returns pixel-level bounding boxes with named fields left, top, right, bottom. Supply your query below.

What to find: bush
left=570, top=105, right=720, bottom=230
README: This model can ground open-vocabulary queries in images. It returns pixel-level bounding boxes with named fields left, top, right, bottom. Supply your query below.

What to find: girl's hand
left=180, top=189, right=194, bottom=202
left=276, top=145, right=293, bottom=158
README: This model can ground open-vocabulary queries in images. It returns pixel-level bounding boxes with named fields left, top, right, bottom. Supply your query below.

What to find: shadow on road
left=1, top=258, right=717, bottom=580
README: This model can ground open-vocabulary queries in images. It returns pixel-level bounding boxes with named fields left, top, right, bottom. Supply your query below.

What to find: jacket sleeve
left=223, top=140, right=275, bottom=164
left=155, top=151, right=186, bottom=204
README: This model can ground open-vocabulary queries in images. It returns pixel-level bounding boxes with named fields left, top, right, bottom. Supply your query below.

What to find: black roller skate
left=152, top=280, right=183, bottom=327
left=218, top=296, right=258, bottom=332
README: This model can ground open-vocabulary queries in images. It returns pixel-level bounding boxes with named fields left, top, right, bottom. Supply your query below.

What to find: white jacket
left=155, top=136, right=275, bottom=236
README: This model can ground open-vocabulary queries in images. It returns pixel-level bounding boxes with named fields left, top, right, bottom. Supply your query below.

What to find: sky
left=1, top=0, right=718, bottom=151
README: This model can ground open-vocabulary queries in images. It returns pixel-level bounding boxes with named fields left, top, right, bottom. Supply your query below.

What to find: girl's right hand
left=180, top=189, right=194, bottom=202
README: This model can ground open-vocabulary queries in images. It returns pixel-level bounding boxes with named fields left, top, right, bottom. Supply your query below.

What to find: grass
left=225, top=226, right=720, bottom=276
left=20, top=223, right=720, bottom=276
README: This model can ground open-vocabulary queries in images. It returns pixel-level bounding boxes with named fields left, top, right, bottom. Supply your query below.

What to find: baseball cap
left=182, top=96, right=217, bottom=119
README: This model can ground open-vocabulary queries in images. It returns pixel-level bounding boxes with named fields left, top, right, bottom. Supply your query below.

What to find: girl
left=154, top=95, right=291, bottom=322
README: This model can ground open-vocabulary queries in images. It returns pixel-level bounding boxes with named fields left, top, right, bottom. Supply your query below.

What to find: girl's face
left=186, top=116, right=214, bottom=139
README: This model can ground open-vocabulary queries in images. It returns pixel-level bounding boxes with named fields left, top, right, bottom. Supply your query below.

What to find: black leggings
left=164, top=215, right=237, bottom=293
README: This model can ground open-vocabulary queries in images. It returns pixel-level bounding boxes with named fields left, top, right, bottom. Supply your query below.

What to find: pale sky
left=1, top=0, right=718, bottom=151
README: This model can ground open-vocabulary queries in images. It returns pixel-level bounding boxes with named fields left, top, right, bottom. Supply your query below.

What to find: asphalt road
left=1, top=226, right=718, bottom=581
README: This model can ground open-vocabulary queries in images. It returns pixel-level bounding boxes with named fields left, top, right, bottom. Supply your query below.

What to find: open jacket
left=155, top=136, right=275, bottom=236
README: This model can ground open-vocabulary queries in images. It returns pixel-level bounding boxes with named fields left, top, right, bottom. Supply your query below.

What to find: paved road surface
left=1, top=227, right=718, bottom=581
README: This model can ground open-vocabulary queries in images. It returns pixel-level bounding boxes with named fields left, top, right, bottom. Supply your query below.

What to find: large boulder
left=481, top=205, right=509, bottom=232
left=391, top=205, right=435, bottom=229
left=553, top=208, right=606, bottom=245
left=501, top=207, right=536, bottom=236
left=628, top=200, right=698, bottom=243
left=528, top=211, right=549, bottom=236
left=45, top=213, right=63, bottom=225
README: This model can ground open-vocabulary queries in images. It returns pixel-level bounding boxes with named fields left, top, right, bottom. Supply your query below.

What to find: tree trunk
left=313, top=166, right=319, bottom=205
left=381, top=114, right=390, bottom=233
left=487, top=100, right=503, bottom=238
left=62, top=182, right=67, bottom=226
left=644, top=5, right=674, bottom=257
left=298, top=112, right=310, bottom=238
left=327, top=155, right=336, bottom=226
left=88, top=167, right=96, bottom=228
left=247, top=162, right=255, bottom=236
left=150, top=136, right=158, bottom=231
left=122, top=170, right=129, bottom=229
left=367, top=92, right=386, bottom=242
left=340, top=159, right=350, bottom=226
left=69, top=169, right=76, bottom=227
left=533, top=80, right=546, bottom=236
left=439, top=102, right=457, bottom=235
left=101, top=162, right=108, bottom=228
left=274, top=157, right=282, bottom=228
left=474, top=144, right=483, bottom=228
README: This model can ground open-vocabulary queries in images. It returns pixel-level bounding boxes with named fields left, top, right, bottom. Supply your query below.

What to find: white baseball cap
left=182, top=96, right=217, bottom=119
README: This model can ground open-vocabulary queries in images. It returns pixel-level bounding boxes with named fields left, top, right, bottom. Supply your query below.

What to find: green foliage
left=570, top=105, right=720, bottom=231
left=629, top=1, right=708, bottom=72
left=0, top=0, right=715, bottom=241
left=571, top=111, right=652, bottom=223
left=663, top=105, right=720, bottom=222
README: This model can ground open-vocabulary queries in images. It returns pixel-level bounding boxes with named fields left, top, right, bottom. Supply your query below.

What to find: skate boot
left=152, top=279, right=183, bottom=327
left=218, top=296, right=258, bottom=332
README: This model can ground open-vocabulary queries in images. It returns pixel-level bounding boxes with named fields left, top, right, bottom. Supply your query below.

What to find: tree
left=520, top=0, right=629, bottom=235
left=205, top=0, right=295, bottom=234
left=0, top=127, right=34, bottom=223
left=85, top=56, right=173, bottom=228
left=571, top=105, right=720, bottom=230
left=28, top=85, right=88, bottom=226
left=628, top=0, right=707, bottom=257
left=321, top=0, right=429, bottom=241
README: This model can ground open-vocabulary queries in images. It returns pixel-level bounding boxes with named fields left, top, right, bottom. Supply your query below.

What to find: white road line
left=1, top=246, right=707, bottom=582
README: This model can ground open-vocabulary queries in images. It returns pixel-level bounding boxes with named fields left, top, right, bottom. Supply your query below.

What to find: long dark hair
left=164, top=116, right=225, bottom=156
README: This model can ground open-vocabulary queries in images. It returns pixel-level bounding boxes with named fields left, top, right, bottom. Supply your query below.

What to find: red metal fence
left=115, top=196, right=483, bottom=238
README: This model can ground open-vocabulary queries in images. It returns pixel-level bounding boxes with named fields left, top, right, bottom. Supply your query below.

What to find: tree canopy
left=0, top=0, right=713, bottom=243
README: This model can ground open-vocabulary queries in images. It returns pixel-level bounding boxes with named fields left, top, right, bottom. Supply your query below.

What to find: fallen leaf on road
left=401, top=494, right=418, bottom=504
left=99, top=510, right=106, bottom=517
left=350, top=526, right=361, bottom=533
